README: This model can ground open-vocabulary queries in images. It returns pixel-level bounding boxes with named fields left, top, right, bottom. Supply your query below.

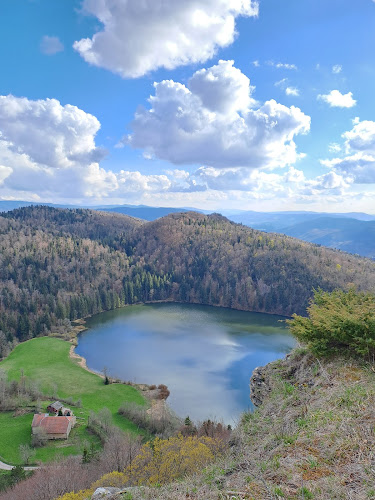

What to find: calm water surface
left=76, top=303, right=296, bottom=424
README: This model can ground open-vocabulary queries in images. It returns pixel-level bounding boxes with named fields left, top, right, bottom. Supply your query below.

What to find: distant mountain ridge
left=281, top=217, right=375, bottom=258
left=0, top=201, right=374, bottom=257
left=0, top=201, right=197, bottom=221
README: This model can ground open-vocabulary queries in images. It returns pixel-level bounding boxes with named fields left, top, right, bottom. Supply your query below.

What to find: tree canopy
left=287, top=288, right=375, bottom=359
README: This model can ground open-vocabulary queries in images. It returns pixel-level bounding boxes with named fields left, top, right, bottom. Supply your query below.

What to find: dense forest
left=0, top=206, right=375, bottom=356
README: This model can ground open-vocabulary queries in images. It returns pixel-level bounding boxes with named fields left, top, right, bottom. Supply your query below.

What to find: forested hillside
left=0, top=207, right=375, bottom=356
left=1, top=206, right=144, bottom=249
left=128, top=212, right=375, bottom=316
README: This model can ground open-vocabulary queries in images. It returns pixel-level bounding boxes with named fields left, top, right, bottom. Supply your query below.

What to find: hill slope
left=84, top=349, right=375, bottom=500
left=0, top=207, right=375, bottom=351
left=128, top=212, right=375, bottom=316
left=1, top=206, right=144, bottom=249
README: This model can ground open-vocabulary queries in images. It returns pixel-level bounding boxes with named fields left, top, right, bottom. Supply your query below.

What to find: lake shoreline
left=69, top=341, right=171, bottom=406
left=75, top=298, right=291, bottom=330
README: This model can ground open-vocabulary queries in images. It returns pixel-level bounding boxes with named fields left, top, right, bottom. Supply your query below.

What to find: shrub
left=57, top=488, right=94, bottom=500
left=287, top=288, right=375, bottom=359
left=121, top=434, right=223, bottom=487
left=31, top=429, right=48, bottom=448
left=92, top=471, right=126, bottom=489
left=118, top=402, right=179, bottom=437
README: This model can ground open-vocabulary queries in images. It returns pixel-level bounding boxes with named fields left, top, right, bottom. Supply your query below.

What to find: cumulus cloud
left=40, top=36, right=64, bottom=55
left=321, top=119, right=375, bottom=184
left=126, top=60, right=310, bottom=170
left=0, top=95, right=203, bottom=202
left=189, top=60, right=255, bottom=113
left=343, top=119, right=375, bottom=154
left=190, top=165, right=350, bottom=197
left=0, top=95, right=114, bottom=198
left=74, top=0, right=259, bottom=78
left=318, top=90, right=356, bottom=108
left=0, top=92, right=351, bottom=208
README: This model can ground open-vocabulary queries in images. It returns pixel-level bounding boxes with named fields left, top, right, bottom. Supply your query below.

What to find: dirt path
left=0, top=460, right=38, bottom=471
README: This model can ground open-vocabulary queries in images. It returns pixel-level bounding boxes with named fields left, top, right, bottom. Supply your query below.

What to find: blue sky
left=0, top=0, right=375, bottom=212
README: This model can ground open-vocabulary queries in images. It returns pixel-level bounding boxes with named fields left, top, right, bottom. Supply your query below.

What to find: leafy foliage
left=287, top=288, right=375, bottom=358
left=94, top=434, right=224, bottom=488
left=0, top=466, right=30, bottom=493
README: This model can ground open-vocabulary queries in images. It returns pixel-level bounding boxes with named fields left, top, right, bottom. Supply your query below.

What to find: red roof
left=32, top=414, right=48, bottom=427
left=32, top=414, right=74, bottom=434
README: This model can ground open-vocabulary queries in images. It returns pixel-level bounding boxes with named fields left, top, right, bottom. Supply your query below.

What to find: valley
left=1, top=207, right=375, bottom=499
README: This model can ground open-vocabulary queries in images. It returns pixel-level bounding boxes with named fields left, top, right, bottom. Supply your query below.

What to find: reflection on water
left=76, top=303, right=296, bottom=424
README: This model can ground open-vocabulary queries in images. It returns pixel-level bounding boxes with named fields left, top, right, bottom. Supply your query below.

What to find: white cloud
left=321, top=119, right=375, bottom=184
left=188, top=60, right=255, bottom=114
left=0, top=95, right=203, bottom=202
left=252, top=60, right=260, bottom=67
left=322, top=153, right=375, bottom=184
left=332, top=64, right=342, bottom=74
left=328, top=143, right=341, bottom=153
left=126, top=61, right=310, bottom=170
left=0, top=95, right=113, bottom=198
left=275, top=79, right=299, bottom=97
left=0, top=92, right=357, bottom=209
left=275, top=78, right=288, bottom=88
left=74, top=0, right=259, bottom=78
left=116, top=170, right=172, bottom=193
left=343, top=120, right=375, bottom=154
left=267, top=61, right=298, bottom=70
left=285, top=87, right=299, bottom=97
left=318, top=90, right=356, bottom=108
left=40, top=36, right=64, bottom=55
left=190, top=165, right=350, bottom=197
left=0, top=165, right=12, bottom=184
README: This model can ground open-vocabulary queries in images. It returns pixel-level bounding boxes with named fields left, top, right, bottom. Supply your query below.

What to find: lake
left=76, top=303, right=296, bottom=424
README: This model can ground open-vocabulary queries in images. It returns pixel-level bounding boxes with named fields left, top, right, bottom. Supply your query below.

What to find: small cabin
left=47, top=401, right=73, bottom=416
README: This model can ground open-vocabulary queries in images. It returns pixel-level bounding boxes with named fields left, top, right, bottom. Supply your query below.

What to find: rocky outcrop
left=92, top=487, right=140, bottom=499
left=250, top=365, right=272, bottom=407
left=250, top=350, right=319, bottom=407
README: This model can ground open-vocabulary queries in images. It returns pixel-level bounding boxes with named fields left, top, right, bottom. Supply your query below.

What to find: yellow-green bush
left=287, top=288, right=375, bottom=358
left=56, top=488, right=94, bottom=500
left=92, top=471, right=126, bottom=489
left=123, top=434, right=222, bottom=486
left=91, top=434, right=224, bottom=489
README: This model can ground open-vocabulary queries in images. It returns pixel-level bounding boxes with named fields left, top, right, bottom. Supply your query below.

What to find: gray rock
left=92, top=486, right=141, bottom=499
left=250, top=366, right=271, bottom=407
left=92, top=487, right=122, bottom=499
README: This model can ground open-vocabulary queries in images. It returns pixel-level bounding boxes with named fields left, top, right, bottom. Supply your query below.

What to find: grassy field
left=0, top=337, right=146, bottom=465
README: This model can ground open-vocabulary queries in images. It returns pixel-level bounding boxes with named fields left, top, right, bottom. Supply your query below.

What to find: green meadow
left=0, top=337, right=146, bottom=465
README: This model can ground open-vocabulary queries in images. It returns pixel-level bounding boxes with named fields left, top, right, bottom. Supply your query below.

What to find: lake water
left=76, top=303, right=296, bottom=424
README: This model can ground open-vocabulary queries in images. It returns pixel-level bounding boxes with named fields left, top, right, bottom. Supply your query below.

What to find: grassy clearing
left=0, top=337, right=146, bottom=465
